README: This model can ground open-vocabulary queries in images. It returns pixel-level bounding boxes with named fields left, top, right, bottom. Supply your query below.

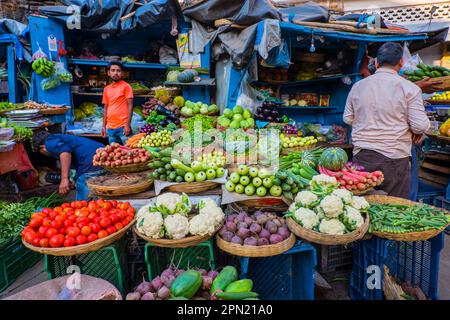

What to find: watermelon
left=300, top=150, right=319, bottom=168
left=318, top=148, right=348, bottom=171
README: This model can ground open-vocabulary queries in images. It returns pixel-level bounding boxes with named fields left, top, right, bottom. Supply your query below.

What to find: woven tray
left=102, top=160, right=151, bottom=174
left=364, top=195, right=450, bottom=241
left=22, top=218, right=135, bottom=256
left=87, top=175, right=153, bottom=197
left=216, top=233, right=296, bottom=257
left=237, top=197, right=287, bottom=209
left=167, top=181, right=218, bottom=194
left=286, top=214, right=370, bottom=245
left=280, top=144, right=316, bottom=155
left=134, top=225, right=220, bottom=248
left=39, top=107, right=71, bottom=115
left=351, top=187, right=374, bottom=196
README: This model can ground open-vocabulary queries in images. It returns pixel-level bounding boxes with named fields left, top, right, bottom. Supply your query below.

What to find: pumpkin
left=318, top=147, right=348, bottom=171
left=177, top=70, right=196, bottom=83
left=166, top=70, right=180, bottom=82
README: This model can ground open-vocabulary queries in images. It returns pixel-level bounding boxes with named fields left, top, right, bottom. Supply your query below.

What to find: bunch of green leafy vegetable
left=146, top=110, right=166, bottom=125
left=181, top=115, right=215, bottom=132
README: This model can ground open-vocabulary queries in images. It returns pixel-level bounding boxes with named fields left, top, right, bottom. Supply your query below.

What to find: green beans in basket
left=368, top=203, right=450, bottom=234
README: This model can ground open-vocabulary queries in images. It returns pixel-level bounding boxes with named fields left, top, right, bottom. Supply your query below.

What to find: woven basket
left=216, top=233, right=296, bottom=257
left=87, top=177, right=153, bottom=197
left=22, top=218, right=135, bottom=256
left=102, top=160, right=151, bottom=174
left=280, top=144, right=316, bottom=155
left=151, top=87, right=181, bottom=97
left=132, top=89, right=152, bottom=96
left=134, top=225, right=220, bottom=248
left=286, top=214, right=370, bottom=245
left=39, top=107, right=71, bottom=115
left=237, top=197, right=287, bottom=209
left=364, top=195, right=450, bottom=241
left=166, top=181, right=218, bottom=194
left=351, top=187, right=374, bottom=196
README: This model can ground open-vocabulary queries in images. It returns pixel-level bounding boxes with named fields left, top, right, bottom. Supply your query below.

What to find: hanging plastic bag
left=400, top=44, right=422, bottom=75
left=41, top=75, right=60, bottom=91
left=236, top=71, right=265, bottom=113
left=159, top=45, right=178, bottom=65
left=55, top=63, right=73, bottom=83
left=32, top=45, right=48, bottom=61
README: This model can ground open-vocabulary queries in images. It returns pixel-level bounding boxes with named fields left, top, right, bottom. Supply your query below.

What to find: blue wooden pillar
left=6, top=42, right=17, bottom=103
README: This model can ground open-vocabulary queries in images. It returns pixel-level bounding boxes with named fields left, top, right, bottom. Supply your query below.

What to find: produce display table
left=0, top=143, right=35, bottom=175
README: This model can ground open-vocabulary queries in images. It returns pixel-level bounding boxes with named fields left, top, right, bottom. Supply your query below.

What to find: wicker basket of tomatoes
left=21, top=199, right=136, bottom=256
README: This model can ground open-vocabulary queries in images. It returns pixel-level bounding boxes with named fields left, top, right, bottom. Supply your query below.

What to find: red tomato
left=96, top=199, right=105, bottom=207
left=32, top=212, right=46, bottom=220
left=21, top=226, right=34, bottom=237
left=42, top=217, right=52, bottom=227
left=61, top=203, right=70, bottom=209
left=29, top=217, right=43, bottom=228
left=80, top=226, right=91, bottom=236
left=45, top=228, right=58, bottom=239
left=78, top=222, right=89, bottom=229
left=59, top=228, right=66, bottom=235
left=39, top=238, right=49, bottom=248
left=66, top=226, right=80, bottom=238
left=68, top=215, right=77, bottom=223
left=121, top=219, right=129, bottom=226
left=24, top=231, right=36, bottom=244
left=125, top=216, right=134, bottom=224
left=42, top=208, right=52, bottom=214
left=63, top=207, right=73, bottom=214
left=106, top=226, right=117, bottom=235
left=38, top=226, right=49, bottom=236
left=126, top=207, right=135, bottom=215
left=54, top=206, right=63, bottom=213
left=88, top=203, right=97, bottom=212
left=116, top=211, right=125, bottom=220
left=114, top=222, right=124, bottom=230
left=49, top=234, right=64, bottom=248
left=87, top=233, right=98, bottom=242
left=32, top=236, right=41, bottom=247
left=93, top=217, right=102, bottom=224
left=99, top=218, right=111, bottom=228
left=97, top=230, right=108, bottom=239
left=63, top=220, right=72, bottom=229
left=79, top=210, right=90, bottom=218
left=88, top=213, right=98, bottom=221
left=91, top=223, right=101, bottom=233
left=55, top=214, right=67, bottom=222
left=49, top=211, right=57, bottom=219
left=70, top=201, right=77, bottom=209
left=80, top=200, right=88, bottom=207
left=76, top=217, right=89, bottom=224
left=51, top=220, right=62, bottom=229
left=64, top=236, right=76, bottom=247
left=76, top=235, right=88, bottom=245
left=111, top=200, right=118, bottom=208
left=109, top=214, right=119, bottom=224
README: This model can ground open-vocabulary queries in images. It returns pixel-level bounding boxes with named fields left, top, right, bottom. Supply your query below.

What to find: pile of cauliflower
left=288, top=184, right=370, bottom=236
left=136, top=193, right=224, bottom=240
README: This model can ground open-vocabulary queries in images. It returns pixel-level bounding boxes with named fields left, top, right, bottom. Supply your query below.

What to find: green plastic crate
left=145, top=240, right=215, bottom=279
left=44, top=239, right=128, bottom=294
left=0, top=239, right=42, bottom=293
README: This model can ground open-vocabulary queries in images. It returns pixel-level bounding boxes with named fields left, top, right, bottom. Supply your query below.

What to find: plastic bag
left=261, top=40, right=291, bottom=69
left=55, top=63, right=73, bottom=83
left=159, top=45, right=178, bottom=65
left=236, top=72, right=265, bottom=113
left=400, top=45, right=422, bottom=75
left=41, top=75, right=60, bottom=91
left=32, top=46, right=48, bottom=61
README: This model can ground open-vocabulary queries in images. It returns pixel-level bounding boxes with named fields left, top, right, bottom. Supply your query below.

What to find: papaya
left=215, top=291, right=259, bottom=300
left=170, top=270, right=202, bottom=299
left=210, top=266, right=238, bottom=294
left=225, top=279, right=253, bottom=293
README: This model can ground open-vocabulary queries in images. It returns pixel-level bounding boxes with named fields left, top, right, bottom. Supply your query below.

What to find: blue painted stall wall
left=29, top=16, right=72, bottom=106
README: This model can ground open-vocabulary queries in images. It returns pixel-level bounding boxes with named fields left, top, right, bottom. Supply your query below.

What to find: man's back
left=343, top=67, right=430, bottom=159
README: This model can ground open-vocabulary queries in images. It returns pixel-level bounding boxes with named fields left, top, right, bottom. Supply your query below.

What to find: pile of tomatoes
left=21, top=199, right=135, bottom=248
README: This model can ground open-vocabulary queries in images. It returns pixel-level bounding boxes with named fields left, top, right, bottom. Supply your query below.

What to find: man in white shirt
left=343, top=42, right=430, bottom=198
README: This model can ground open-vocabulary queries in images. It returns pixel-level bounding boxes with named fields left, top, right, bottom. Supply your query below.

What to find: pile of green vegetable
left=368, top=203, right=450, bottom=234
left=0, top=194, right=65, bottom=248
left=405, top=63, right=450, bottom=82
left=0, top=117, right=33, bottom=142
left=0, top=102, right=18, bottom=112
left=181, top=114, right=216, bottom=132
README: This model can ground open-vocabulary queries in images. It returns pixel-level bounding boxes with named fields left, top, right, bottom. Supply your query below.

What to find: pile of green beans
left=368, top=204, right=450, bottom=234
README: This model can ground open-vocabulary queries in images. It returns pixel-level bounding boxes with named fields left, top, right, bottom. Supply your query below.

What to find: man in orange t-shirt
left=101, top=61, right=134, bottom=144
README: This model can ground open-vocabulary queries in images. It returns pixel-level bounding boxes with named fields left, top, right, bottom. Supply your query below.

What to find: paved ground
left=2, top=234, right=449, bottom=300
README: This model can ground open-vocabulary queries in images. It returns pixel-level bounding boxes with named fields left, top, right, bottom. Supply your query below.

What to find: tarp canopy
left=39, top=0, right=182, bottom=34
left=0, top=19, right=31, bottom=61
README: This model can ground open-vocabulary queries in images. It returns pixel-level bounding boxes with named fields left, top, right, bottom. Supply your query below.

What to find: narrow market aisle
left=439, top=234, right=450, bottom=300
left=0, top=259, right=47, bottom=299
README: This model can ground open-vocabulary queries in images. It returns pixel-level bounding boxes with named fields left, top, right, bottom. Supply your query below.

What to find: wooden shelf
left=68, top=58, right=178, bottom=70
left=419, top=168, right=449, bottom=187
left=253, top=73, right=359, bottom=87
left=164, top=78, right=215, bottom=86
left=277, top=106, right=336, bottom=111
left=421, top=161, right=450, bottom=175
left=72, top=92, right=149, bottom=98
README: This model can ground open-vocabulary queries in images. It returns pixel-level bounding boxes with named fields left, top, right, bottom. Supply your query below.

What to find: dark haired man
left=32, top=131, right=104, bottom=198
left=101, top=61, right=134, bottom=144
left=343, top=42, right=430, bottom=198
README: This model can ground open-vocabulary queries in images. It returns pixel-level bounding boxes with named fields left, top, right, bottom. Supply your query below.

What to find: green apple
left=196, top=101, right=203, bottom=107
left=233, top=114, right=244, bottom=122
left=242, top=109, right=252, bottom=120
left=237, top=164, right=249, bottom=176
left=240, top=120, right=249, bottom=129
left=252, top=177, right=262, bottom=187
left=223, top=108, right=233, bottom=119
left=270, top=185, right=282, bottom=197
left=193, top=105, right=200, bottom=114
left=248, top=166, right=259, bottom=177
left=225, top=181, right=235, bottom=192
left=191, top=161, right=203, bottom=173
left=233, top=105, right=243, bottom=114
left=184, top=172, right=195, bottom=183
left=230, top=120, right=241, bottom=129
left=246, top=118, right=255, bottom=128
left=235, top=184, right=245, bottom=194
left=216, top=167, right=225, bottom=178
left=229, top=172, right=241, bottom=184
left=206, top=169, right=217, bottom=180
left=240, top=176, right=250, bottom=186
left=218, top=117, right=231, bottom=127
left=263, top=177, right=273, bottom=188
left=245, top=185, right=255, bottom=196
left=256, top=186, right=267, bottom=197
left=195, top=171, right=207, bottom=182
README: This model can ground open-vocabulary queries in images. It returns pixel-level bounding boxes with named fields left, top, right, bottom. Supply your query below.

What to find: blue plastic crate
left=433, top=197, right=450, bottom=235
left=349, top=234, right=444, bottom=300
left=239, top=241, right=316, bottom=300
left=417, top=191, right=446, bottom=205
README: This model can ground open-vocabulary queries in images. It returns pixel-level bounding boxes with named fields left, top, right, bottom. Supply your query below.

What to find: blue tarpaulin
left=0, top=19, right=30, bottom=62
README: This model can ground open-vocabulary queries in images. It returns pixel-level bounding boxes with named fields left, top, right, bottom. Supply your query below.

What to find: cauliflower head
left=155, top=192, right=191, bottom=215
left=350, top=196, right=370, bottom=211
left=332, top=188, right=353, bottom=204
left=189, top=213, right=216, bottom=236
left=198, top=198, right=224, bottom=227
left=295, top=191, right=318, bottom=208
left=137, top=204, right=152, bottom=219
left=319, top=195, right=343, bottom=218
left=164, top=214, right=189, bottom=239
left=344, top=206, right=364, bottom=230
left=311, top=174, right=338, bottom=187
left=319, top=219, right=346, bottom=235
left=136, top=212, right=164, bottom=239
left=288, top=202, right=299, bottom=213
left=294, top=207, right=320, bottom=229
left=198, top=198, right=219, bottom=211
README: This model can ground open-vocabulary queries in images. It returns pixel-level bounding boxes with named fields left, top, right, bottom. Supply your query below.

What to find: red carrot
left=342, top=170, right=366, bottom=183
left=372, top=171, right=383, bottom=178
